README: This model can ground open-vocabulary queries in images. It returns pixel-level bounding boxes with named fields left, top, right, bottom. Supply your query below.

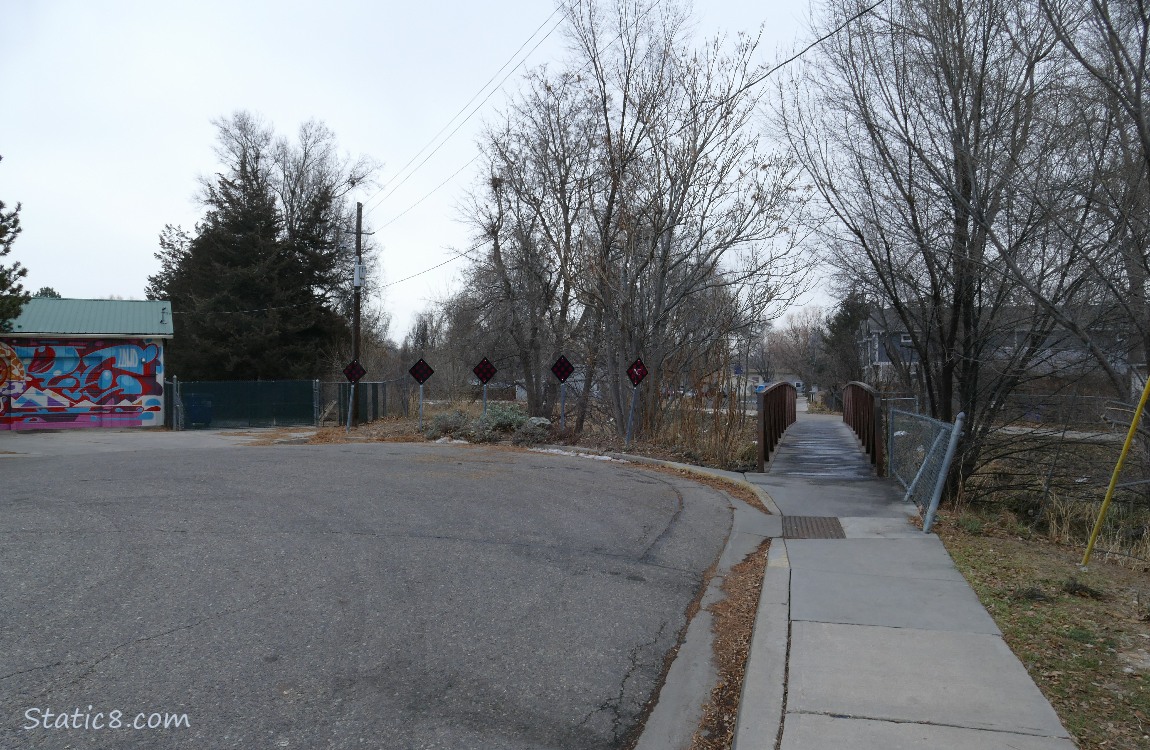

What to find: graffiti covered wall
left=0, top=338, right=165, bottom=430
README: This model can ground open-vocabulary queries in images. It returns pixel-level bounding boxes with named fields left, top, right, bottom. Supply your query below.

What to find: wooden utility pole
left=351, top=201, right=363, bottom=426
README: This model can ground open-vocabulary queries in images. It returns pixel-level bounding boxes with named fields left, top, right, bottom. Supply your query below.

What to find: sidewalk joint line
left=774, top=540, right=792, bottom=750
left=785, top=709, right=1069, bottom=739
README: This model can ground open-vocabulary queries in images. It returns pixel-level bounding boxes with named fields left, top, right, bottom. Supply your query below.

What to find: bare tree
left=448, top=0, right=812, bottom=435
left=564, top=0, right=812, bottom=434
left=781, top=0, right=1086, bottom=486
left=461, top=68, right=599, bottom=417
left=769, top=307, right=825, bottom=388
left=1037, top=0, right=1150, bottom=387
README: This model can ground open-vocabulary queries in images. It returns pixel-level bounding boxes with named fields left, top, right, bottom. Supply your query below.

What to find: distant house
left=858, top=308, right=1132, bottom=389
left=859, top=312, right=923, bottom=382
left=0, top=298, right=174, bottom=430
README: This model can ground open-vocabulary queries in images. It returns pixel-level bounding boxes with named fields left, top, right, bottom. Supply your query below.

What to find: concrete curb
left=529, top=444, right=788, bottom=748
left=632, top=477, right=778, bottom=749
left=732, top=541, right=790, bottom=750
left=533, top=444, right=783, bottom=516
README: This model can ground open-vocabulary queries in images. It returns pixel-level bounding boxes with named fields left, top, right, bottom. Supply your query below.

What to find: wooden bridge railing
left=756, top=382, right=797, bottom=472
left=843, top=381, right=884, bottom=476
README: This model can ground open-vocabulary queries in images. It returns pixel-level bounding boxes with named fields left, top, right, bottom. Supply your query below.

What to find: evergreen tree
left=148, top=114, right=373, bottom=380
left=819, top=290, right=870, bottom=390
left=0, top=156, right=30, bottom=331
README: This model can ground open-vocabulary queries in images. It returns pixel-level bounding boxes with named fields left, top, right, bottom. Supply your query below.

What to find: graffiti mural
left=0, top=338, right=165, bottom=429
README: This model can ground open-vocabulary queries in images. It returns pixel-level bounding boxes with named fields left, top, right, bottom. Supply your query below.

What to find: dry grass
left=309, top=397, right=762, bottom=472
left=965, top=433, right=1150, bottom=567
left=646, top=399, right=759, bottom=472
left=571, top=402, right=758, bottom=473
left=934, top=508, right=1150, bottom=749
left=691, top=539, right=771, bottom=750
left=1040, top=493, right=1150, bottom=568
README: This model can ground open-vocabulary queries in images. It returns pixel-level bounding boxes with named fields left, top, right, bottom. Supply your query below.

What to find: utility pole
left=351, top=201, right=363, bottom=426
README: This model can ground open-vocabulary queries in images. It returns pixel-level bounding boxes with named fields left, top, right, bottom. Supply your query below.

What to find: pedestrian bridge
left=749, top=409, right=912, bottom=525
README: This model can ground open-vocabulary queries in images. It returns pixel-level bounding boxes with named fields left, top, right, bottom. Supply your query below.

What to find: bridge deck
left=746, top=412, right=908, bottom=519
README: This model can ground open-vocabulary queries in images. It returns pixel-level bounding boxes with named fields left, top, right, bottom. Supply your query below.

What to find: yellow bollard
left=1082, top=370, right=1150, bottom=567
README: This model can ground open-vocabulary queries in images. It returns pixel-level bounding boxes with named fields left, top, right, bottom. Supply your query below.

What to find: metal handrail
left=843, top=381, right=885, bottom=476
left=756, top=382, right=797, bottom=472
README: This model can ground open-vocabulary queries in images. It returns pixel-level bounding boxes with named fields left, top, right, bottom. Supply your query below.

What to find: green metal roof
left=5, top=298, right=174, bottom=338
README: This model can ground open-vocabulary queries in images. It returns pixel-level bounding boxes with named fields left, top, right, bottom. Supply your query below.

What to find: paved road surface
left=1, top=438, right=732, bottom=749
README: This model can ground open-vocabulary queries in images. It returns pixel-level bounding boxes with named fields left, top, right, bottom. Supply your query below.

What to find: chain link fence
left=164, top=379, right=417, bottom=429
left=888, top=408, right=965, bottom=532
left=164, top=380, right=316, bottom=429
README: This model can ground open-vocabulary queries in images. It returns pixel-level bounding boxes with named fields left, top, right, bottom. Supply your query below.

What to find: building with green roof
left=1, top=298, right=174, bottom=430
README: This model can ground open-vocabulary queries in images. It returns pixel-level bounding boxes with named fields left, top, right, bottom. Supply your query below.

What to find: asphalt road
left=0, top=440, right=732, bottom=749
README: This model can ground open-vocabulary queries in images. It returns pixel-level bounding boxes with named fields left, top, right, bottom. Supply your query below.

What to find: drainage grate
left=782, top=516, right=846, bottom=539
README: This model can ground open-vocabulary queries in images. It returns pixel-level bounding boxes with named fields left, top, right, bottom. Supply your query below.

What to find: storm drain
left=781, top=516, right=846, bottom=539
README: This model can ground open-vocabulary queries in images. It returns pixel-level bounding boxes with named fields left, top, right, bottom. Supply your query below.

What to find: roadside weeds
left=691, top=539, right=771, bottom=750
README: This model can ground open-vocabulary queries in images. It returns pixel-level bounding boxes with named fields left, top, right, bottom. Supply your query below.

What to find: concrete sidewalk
left=733, top=413, right=1076, bottom=749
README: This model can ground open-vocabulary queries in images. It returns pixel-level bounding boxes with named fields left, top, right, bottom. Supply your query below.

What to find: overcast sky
left=1, top=0, right=814, bottom=339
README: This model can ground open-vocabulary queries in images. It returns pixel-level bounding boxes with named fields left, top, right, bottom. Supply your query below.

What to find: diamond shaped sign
left=473, top=357, right=497, bottom=385
left=343, top=359, right=366, bottom=383
left=627, top=358, right=648, bottom=387
left=551, top=355, right=574, bottom=383
left=408, top=358, right=434, bottom=385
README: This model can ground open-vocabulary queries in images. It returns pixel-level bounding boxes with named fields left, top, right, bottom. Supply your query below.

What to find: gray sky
left=1, top=0, right=812, bottom=339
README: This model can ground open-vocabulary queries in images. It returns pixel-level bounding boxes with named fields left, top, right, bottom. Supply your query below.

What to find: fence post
left=873, top=391, right=885, bottom=476
left=923, top=412, right=965, bottom=534
left=173, top=376, right=183, bottom=431
left=888, top=404, right=895, bottom=477
left=757, top=391, right=766, bottom=472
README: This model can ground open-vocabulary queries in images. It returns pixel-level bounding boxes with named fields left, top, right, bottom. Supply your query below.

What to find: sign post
left=347, top=384, right=355, bottom=434
left=473, top=357, right=497, bottom=418
left=351, top=202, right=364, bottom=426
left=625, top=358, right=648, bottom=448
left=551, top=355, right=574, bottom=429
left=343, top=359, right=367, bottom=433
left=408, top=359, right=435, bottom=431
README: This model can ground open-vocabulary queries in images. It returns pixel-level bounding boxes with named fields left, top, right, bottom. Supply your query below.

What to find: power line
left=367, top=0, right=665, bottom=233
left=735, top=0, right=884, bottom=98
left=171, top=302, right=315, bottom=316
left=363, top=15, right=566, bottom=221
left=375, top=0, right=881, bottom=291
left=378, top=241, right=484, bottom=290
left=377, top=157, right=480, bottom=230
left=360, top=6, right=568, bottom=218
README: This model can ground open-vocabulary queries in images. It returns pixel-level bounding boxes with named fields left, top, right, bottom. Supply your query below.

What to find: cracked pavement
left=1, top=440, right=731, bottom=749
